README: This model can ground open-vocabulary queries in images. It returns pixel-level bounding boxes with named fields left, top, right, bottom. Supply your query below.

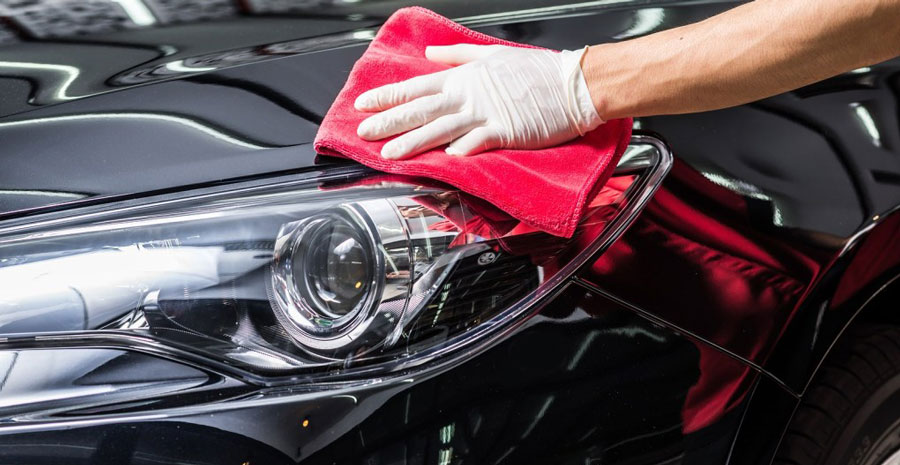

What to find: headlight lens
left=0, top=139, right=668, bottom=383
left=271, top=206, right=388, bottom=354
left=296, top=211, right=376, bottom=319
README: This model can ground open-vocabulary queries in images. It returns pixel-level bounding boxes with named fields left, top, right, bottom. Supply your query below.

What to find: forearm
left=583, top=0, right=900, bottom=120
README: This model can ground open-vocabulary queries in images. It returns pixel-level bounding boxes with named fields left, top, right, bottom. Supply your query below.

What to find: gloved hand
left=354, top=44, right=603, bottom=160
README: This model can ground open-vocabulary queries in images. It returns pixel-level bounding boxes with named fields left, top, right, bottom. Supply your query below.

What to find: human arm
left=585, top=0, right=900, bottom=119
left=355, top=0, right=900, bottom=159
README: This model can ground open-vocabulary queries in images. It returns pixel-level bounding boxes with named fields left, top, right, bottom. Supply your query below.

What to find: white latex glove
left=354, top=44, right=603, bottom=160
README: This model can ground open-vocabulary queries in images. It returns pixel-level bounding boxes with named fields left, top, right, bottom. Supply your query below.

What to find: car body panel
left=0, top=284, right=752, bottom=465
left=0, top=1, right=899, bottom=464
left=0, top=1, right=743, bottom=216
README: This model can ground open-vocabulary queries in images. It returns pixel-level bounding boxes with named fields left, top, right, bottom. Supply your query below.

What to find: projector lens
left=270, top=204, right=392, bottom=355
left=296, top=216, right=373, bottom=319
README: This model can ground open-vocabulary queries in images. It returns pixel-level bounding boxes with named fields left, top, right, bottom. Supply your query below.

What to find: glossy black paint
left=0, top=284, right=750, bottom=465
left=580, top=56, right=900, bottom=388
left=0, top=1, right=898, bottom=464
left=0, top=1, right=743, bottom=216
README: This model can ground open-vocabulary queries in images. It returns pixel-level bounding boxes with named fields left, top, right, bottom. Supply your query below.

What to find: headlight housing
left=0, top=137, right=669, bottom=384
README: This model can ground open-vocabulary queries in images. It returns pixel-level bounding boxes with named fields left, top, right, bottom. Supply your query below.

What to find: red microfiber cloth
left=314, top=6, right=632, bottom=237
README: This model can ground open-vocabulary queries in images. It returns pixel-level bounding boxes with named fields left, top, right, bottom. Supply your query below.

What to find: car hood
left=0, top=0, right=738, bottom=217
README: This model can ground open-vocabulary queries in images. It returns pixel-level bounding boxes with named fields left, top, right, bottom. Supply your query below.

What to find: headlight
left=271, top=205, right=391, bottom=354
left=0, top=137, right=669, bottom=383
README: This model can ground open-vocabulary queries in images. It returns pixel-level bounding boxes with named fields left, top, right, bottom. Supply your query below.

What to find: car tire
left=774, top=324, right=900, bottom=465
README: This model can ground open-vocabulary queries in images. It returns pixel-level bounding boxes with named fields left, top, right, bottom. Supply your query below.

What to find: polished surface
left=578, top=158, right=830, bottom=368
left=0, top=284, right=751, bottom=465
left=579, top=52, right=900, bottom=393
left=0, top=0, right=742, bottom=217
left=0, top=1, right=899, bottom=464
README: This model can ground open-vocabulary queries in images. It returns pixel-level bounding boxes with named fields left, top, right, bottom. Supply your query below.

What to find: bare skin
left=584, top=0, right=900, bottom=120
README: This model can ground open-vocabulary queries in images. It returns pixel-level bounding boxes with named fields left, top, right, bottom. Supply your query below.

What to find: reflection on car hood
left=0, top=0, right=739, bottom=217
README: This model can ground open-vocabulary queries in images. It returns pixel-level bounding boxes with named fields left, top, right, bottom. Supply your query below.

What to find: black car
left=0, top=1, right=898, bottom=464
